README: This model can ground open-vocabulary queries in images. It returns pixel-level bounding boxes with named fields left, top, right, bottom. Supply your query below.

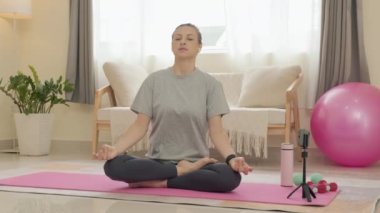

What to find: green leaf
left=0, top=65, right=75, bottom=114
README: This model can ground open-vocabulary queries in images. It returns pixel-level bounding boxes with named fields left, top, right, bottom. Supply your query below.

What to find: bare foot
left=176, top=157, right=217, bottom=176
left=128, top=180, right=167, bottom=188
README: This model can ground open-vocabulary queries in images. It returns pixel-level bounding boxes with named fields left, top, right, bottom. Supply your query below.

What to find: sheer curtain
left=93, top=0, right=321, bottom=108
left=93, top=0, right=226, bottom=88
left=225, top=0, right=321, bottom=107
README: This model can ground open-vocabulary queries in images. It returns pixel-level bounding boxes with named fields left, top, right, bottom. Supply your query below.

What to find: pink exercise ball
left=311, top=82, right=380, bottom=167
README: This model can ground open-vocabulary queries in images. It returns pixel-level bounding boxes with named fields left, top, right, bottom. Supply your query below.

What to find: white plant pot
left=14, top=113, right=54, bottom=156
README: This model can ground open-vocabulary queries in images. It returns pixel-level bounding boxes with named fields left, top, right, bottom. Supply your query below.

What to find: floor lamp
left=0, top=0, right=32, bottom=153
left=0, top=0, right=32, bottom=24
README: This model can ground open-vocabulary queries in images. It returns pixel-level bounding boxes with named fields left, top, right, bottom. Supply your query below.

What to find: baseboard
left=267, top=135, right=317, bottom=148
left=50, top=140, right=92, bottom=155
left=0, top=139, right=16, bottom=149
left=0, top=139, right=112, bottom=156
left=1, top=139, right=321, bottom=165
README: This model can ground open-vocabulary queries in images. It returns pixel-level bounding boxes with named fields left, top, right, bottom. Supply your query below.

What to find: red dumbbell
left=327, top=182, right=338, bottom=192
left=311, top=180, right=338, bottom=193
left=315, top=182, right=327, bottom=193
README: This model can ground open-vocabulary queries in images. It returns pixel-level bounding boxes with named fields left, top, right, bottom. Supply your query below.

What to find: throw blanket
left=221, top=108, right=268, bottom=158
left=110, top=108, right=268, bottom=158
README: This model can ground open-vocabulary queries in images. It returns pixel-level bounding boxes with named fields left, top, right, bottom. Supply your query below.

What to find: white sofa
left=93, top=62, right=302, bottom=158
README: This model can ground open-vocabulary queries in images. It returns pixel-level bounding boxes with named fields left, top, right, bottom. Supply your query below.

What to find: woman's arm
left=114, top=113, right=150, bottom=153
left=208, top=115, right=235, bottom=159
left=94, top=113, right=150, bottom=160
left=208, top=115, right=253, bottom=174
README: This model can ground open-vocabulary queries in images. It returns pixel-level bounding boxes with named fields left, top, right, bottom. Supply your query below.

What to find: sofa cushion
left=103, top=62, right=147, bottom=107
left=97, top=107, right=130, bottom=121
left=238, top=65, right=301, bottom=108
left=210, top=73, right=243, bottom=106
left=98, top=107, right=285, bottom=125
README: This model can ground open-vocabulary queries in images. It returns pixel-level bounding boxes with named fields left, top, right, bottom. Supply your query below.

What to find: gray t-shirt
left=131, top=68, right=229, bottom=161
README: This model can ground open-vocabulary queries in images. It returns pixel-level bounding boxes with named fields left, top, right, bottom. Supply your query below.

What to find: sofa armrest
left=284, top=72, right=303, bottom=143
left=94, top=85, right=117, bottom=114
left=93, top=85, right=117, bottom=153
left=286, top=72, right=303, bottom=95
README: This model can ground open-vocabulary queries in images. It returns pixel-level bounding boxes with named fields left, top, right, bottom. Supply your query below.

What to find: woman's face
left=171, top=26, right=202, bottom=59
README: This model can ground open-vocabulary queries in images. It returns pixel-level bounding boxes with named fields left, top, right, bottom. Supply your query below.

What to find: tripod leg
left=287, top=184, right=302, bottom=199
left=308, top=185, right=316, bottom=198
left=302, top=184, right=312, bottom=202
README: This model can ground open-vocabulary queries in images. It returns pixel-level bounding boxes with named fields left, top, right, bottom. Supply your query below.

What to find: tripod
left=287, top=130, right=316, bottom=202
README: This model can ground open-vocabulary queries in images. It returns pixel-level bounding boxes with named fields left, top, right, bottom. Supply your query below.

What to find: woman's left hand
left=229, top=157, right=253, bottom=175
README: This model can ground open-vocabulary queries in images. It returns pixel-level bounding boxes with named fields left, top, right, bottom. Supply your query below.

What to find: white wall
left=0, top=15, right=20, bottom=140
left=0, top=0, right=93, bottom=143
left=0, top=0, right=379, bottom=146
left=18, top=0, right=94, bottom=142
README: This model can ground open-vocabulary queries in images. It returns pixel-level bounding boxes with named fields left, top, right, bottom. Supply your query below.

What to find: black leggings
left=104, top=155, right=241, bottom=192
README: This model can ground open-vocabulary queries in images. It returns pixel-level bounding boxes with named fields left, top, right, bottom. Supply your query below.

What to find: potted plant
left=0, top=65, right=74, bottom=155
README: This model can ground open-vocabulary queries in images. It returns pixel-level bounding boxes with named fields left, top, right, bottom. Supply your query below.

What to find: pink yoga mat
left=0, top=172, right=338, bottom=206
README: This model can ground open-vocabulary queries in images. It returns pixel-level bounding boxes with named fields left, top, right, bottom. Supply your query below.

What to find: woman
left=94, top=23, right=252, bottom=192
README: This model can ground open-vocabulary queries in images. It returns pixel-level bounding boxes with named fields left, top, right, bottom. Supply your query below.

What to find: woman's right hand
left=93, top=144, right=118, bottom=160
left=229, top=157, right=253, bottom=175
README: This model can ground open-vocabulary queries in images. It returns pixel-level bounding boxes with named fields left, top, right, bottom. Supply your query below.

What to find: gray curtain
left=316, top=0, right=370, bottom=99
left=66, top=0, right=95, bottom=104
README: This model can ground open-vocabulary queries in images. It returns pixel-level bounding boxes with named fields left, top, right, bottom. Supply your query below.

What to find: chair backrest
left=237, top=65, right=301, bottom=108
left=103, top=62, right=147, bottom=107
left=211, top=65, right=302, bottom=108
left=103, top=61, right=301, bottom=108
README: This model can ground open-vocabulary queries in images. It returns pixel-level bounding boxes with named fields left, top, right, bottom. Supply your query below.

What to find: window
left=94, top=0, right=227, bottom=52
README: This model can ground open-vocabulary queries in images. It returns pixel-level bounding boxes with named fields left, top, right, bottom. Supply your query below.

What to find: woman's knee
left=103, top=158, right=119, bottom=180
left=220, top=168, right=242, bottom=192
left=103, top=155, right=131, bottom=180
left=210, top=163, right=242, bottom=192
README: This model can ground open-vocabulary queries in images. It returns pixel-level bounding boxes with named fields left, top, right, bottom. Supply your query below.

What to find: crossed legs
left=104, top=155, right=241, bottom=192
